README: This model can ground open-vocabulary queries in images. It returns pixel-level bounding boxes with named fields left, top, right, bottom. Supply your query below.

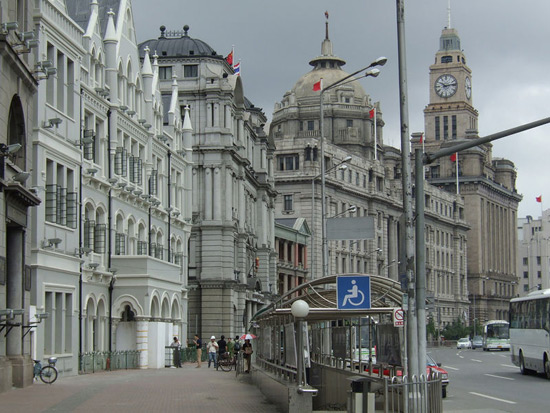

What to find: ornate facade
left=139, top=26, right=277, bottom=340
left=270, top=20, right=470, bottom=330
left=0, top=0, right=41, bottom=392
left=413, top=24, right=521, bottom=324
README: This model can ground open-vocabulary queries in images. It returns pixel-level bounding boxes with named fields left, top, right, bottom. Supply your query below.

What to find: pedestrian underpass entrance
left=250, top=274, right=443, bottom=412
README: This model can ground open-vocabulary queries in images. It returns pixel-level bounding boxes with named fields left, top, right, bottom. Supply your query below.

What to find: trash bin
left=347, top=376, right=377, bottom=413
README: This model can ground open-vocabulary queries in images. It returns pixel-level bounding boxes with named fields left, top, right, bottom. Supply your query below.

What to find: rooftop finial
left=325, top=11, right=329, bottom=40
left=107, top=8, right=114, bottom=17
left=183, top=25, right=189, bottom=37
left=447, top=0, right=451, bottom=28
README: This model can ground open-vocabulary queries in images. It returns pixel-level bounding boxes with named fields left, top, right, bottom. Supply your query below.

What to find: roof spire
left=325, top=11, right=329, bottom=40
left=447, top=0, right=452, bottom=29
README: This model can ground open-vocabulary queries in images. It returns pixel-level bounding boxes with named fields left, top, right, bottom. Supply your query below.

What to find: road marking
left=471, top=359, right=483, bottom=363
left=469, top=392, right=516, bottom=405
left=444, top=365, right=459, bottom=371
left=501, top=364, right=517, bottom=369
left=484, top=373, right=514, bottom=381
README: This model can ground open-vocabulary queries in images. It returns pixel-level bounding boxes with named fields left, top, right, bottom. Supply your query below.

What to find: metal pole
left=396, top=0, right=419, bottom=378
left=296, top=319, right=303, bottom=386
left=311, top=179, right=316, bottom=278
left=415, top=148, right=427, bottom=374
left=320, top=91, right=328, bottom=278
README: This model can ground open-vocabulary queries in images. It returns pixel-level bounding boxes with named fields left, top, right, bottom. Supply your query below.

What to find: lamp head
left=342, top=156, right=352, bottom=163
left=372, top=56, right=388, bottom=67
left=365, top=68, right=380, bottom=78
left=291, top=299, right=310, bottom=318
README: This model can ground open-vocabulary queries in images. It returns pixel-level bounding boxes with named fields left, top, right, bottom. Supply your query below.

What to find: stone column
left=225, top=168, right=233, bottom=221
left=213, top=167, right=221, bottom=220
left=136, top=318, right=149, bottom=369
left=204, top=168, right=212, bottom=220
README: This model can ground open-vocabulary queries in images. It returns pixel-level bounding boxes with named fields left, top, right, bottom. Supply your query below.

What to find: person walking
left=242, top=338, right=253, bottom=373
left=227, top=337, right=234, bottom=357
left=217, top=335, right=227, bottom=361
left=170, top=336, right=182, bottom=368
left=207, top=336, right=219, bottom=368
left=193, top=335, right=202, bottom=368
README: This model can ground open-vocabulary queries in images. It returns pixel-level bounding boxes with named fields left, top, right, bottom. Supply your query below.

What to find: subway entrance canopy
left=252, top=273, right=403, bottom=322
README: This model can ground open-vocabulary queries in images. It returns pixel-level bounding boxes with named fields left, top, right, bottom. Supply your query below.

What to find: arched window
left=7, top=95, right=26, bottom=170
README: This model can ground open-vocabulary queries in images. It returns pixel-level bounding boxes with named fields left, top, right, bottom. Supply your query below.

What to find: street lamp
left=311, top=157, right=352, bottom=278
left=319, top=57, right=386, bottom=279
left=291, top=299, right=310, bottom=389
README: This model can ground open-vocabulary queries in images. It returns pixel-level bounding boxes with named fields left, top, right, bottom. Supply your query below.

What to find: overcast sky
left=132, top=0, right=550, bottom=219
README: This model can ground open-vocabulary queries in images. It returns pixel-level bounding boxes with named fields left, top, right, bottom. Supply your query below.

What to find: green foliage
left=426, top=316, right=437, bottom=338
left=441, top=318, right=470, bottom=340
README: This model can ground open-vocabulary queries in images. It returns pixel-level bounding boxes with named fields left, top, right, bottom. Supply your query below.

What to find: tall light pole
left=311, top=158, right=351, bottom=279
left=319, top=57, right=387, bottom=278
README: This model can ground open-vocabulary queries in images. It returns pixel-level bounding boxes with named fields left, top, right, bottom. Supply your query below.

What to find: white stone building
left=517, top=209, right=550, bottom=296
left=139, top=26, right=277, bottom=340
left=0, top=0, right=41, bottom=393
left=27, top=0, right=192, bottom=376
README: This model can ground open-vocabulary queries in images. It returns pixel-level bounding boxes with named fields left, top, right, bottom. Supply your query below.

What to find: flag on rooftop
left=225, top=50, right=233, bottom=66
left=369, top=109, right=375, bottom=119
left=536, top=195, right=542, bottom=203
left=313, top=79, right=322, bottom=91
left=233, top=62, right=240, bottom=76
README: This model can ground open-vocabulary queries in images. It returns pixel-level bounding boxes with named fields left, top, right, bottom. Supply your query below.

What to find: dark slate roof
left=67, top=0, right=121, bottom=36
left=138, top=25, right=221, bottom=59
left=276, top=218, right=298, bottom=229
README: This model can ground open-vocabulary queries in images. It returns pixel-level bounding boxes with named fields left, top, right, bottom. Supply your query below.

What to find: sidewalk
left=0, top=363, right=280, bottom=412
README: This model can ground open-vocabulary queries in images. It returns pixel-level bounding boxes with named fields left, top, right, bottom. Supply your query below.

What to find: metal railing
left=384, top=372, right=442, bottom=413
left=164, top=346, right=207, bottom=367
left=79, top=350, right=140, bottom=374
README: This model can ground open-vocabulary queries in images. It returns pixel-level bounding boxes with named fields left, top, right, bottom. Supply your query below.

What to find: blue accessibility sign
left=337, top=275, right=371, bottom=310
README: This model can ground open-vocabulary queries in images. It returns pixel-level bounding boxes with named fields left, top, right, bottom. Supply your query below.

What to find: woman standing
left=242, top=338, right=253, bottom=373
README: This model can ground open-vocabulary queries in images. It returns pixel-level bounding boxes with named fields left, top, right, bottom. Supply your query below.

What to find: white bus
left=482, top=320, right=510, bottom=351
left=509, top=289, right=550, bottom=378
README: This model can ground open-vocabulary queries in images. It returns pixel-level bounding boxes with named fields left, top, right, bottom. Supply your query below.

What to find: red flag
left=325, top=11, right=329, bottom=19
left=450, top=153, right=457, bottom=162
left=369, top=109, right=375, bottom=119
left=419, top=133, right=423, bottom=144
left=536, top=195, right=542, bottom=203
left=225, top=51, right=233, bottom=66
left=313, top=80, right=322, bottom=91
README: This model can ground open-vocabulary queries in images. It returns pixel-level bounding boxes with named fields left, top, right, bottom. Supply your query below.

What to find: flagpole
left=456, top=152, right=459, bottom=195
left=374, top=107, right=378, bottom=160
left=422, top=133, right=425, bottom=154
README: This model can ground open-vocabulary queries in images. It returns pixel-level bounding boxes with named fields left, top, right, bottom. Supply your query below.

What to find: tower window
left=283, top=195, right=293, bottom=211
left=452, top=115, right=457, bottom=139
left=435, top=116, right=440, bottom=140
left=443, top=116, right=448, bottom=139
left=441, top=56, right=452, bottom=63
left=277, top=154, right=300, bottom=171
left=347, top=119, right=353, bottom=127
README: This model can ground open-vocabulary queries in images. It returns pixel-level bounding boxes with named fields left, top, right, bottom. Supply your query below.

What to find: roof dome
left=290, top=20, right=367, bottom=100
left=138, top=25, right=222, bottom=59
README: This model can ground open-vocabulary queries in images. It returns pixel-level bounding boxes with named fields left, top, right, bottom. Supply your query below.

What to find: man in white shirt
left=207, top=336, right=219, bottom=368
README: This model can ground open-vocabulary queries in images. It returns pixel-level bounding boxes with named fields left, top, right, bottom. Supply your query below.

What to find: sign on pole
left=337, top=275, right=371, bottom=310
left=393, top=308, right=404, bottom=327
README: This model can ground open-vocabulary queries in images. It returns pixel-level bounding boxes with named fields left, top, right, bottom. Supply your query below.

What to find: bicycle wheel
left=40, top=365, right=58, bottom=384
left=219, top=359, right=233, bottom=371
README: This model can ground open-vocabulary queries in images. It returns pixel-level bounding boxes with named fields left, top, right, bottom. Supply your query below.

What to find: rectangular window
left=184, top=65, right=198, bottom=77
left=94, top=224, right=106, bottom=253
left=452, top=115, right=457, bottom=139
left=537, top=256, right=542, bottom=265
left=443, top=116, right=448, bottom=139
left=523, top=257, right=528, bottom=266
left=149, top=169, right=158, bottom=196
left=307, top=121, right=314, bottom=131
left=283, top=195, right=293, bottom=211
left=430, top=165, right=440, bottom=178
left=538, top=271, right=542, bottom=278
left=277, top=154, right=299, bottom=171
left=159, top=66, right=173, bottom=80
left=347, top=119, right=353, bottom=128
left=115, top=233, right=126, bottom=255
left=115, top=147, right=128, bottom=176
left=435, top=116, right=440, bottom=140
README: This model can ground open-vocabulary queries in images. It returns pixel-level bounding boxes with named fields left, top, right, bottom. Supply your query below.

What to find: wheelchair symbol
left=342, top=280, right=365, bottom=307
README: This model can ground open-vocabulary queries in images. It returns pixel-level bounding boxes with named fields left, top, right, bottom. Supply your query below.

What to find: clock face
left=435, top=74, right=458, bottom=98
left=465, top=76, right=472, bottom=99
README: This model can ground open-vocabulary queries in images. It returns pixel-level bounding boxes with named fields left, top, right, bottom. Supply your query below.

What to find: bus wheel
left=544, top=355, right=550, bottom=379
left=520, top=352, right=528, bottom=375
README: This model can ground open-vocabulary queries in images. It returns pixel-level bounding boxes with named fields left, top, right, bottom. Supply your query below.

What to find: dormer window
left=441, top=55, right=452, bottom=63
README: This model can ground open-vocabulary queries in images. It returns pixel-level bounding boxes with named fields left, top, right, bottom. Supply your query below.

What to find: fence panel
left=80, top=350, right=140, bottom=374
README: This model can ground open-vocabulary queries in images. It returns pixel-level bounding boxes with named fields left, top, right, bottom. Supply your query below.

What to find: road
left=428, top=346, right=550, bottom=412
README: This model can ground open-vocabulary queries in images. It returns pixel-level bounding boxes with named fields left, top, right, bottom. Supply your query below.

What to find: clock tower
left=417, top=21, right=522, bottom=330
left=424, top=26, right=478, bottom=151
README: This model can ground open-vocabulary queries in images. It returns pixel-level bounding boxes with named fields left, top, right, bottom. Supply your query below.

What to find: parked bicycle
left=217, top=352, right=236, bottom=372
left=33, top=357, right=58, bottom=384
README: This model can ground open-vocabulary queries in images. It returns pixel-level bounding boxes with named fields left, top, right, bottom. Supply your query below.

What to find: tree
left=442, top=318, right=470, bottom=340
